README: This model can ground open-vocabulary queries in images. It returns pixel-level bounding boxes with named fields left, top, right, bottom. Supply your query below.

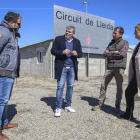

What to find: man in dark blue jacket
left=51, top=25, right=82, bottom=117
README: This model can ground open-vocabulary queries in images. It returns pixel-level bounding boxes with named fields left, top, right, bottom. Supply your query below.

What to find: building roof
left=129, top=45, right=135, bottom=49
left=20, top=39, right=54, bottom=50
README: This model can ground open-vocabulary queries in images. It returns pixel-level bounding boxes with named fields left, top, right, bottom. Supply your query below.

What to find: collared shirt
left=103, top=42, right=129, bottom=60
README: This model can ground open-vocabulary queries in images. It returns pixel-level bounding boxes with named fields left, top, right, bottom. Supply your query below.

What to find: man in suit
left=51, top=25, right=82, bottom=117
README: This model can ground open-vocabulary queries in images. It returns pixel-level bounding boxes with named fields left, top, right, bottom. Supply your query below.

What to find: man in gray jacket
left=0, top=11, right=21, bottom=140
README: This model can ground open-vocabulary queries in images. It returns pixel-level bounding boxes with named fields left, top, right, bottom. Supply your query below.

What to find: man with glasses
left=0, top=11, right=22, bottom=140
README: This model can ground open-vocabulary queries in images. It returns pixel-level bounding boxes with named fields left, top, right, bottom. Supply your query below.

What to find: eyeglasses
left=17, top=23, right=21, bottom=26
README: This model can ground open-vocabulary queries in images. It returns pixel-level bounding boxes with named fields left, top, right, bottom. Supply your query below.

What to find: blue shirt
left=64, top=38, right=74, bottom=67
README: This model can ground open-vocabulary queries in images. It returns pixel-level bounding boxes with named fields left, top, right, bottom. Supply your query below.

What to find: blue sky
left=0, top=0, right=139, bottom=48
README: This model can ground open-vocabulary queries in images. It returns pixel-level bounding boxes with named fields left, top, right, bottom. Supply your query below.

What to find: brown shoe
left=0, top=129, right=9, bottom=140
left=2, top=123, right=18, bottom=129
left=92, top=104, right=104, bottom=110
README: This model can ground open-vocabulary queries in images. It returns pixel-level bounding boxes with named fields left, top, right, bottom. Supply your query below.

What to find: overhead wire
left=0, top=8, right=53, bottom=10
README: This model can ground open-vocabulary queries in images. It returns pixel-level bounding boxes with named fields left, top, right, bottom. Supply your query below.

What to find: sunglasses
left=17, top=23, right=21, bottom=26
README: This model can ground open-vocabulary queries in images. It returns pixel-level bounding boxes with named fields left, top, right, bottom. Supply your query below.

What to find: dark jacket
left=15, top=33, right=20, bottom=77
left=51, top=35, right=83, bottom=81
left=107, top=38, right=128, bottom=69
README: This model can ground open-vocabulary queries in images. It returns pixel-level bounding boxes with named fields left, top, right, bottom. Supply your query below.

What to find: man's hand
left=71, top=50, right=77, bottom=56
left=114, top=51, right=119, bottom=53
left=105, top=50, right=109, bottom=53
left=63, top=49, right=70, bottom=54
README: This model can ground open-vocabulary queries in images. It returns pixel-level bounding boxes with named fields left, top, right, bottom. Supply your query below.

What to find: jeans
left=56, top=67, right=75, bottom=109
left=0, top=76, right=14, bottom=128
left=99, top=68, right=124, bottom=108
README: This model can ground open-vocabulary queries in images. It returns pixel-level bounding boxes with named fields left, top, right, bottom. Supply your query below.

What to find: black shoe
left=118, top=112, right=133, bottom=120
left=136, top=123, right=140, bottom=129
left=115, top=108, right=121, bottom=114
left=135, top=123, right=140, bottom=129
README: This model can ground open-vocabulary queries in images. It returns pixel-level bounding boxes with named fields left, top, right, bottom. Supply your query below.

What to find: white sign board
left=54, top=5, right=115, bottom=54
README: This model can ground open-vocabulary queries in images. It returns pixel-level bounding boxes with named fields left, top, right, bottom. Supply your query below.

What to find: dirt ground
left=3, top=75, right=140, bottom=140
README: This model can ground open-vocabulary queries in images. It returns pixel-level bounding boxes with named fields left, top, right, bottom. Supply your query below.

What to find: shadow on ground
left=81, top=96, right=140, bottom=124
left=7, top=104, right=17, bottom=122
left=40, top=97, right=65, bottom=112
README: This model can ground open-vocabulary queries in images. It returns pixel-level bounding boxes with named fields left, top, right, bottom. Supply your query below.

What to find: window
left=37, top=51, right=43, bottom=64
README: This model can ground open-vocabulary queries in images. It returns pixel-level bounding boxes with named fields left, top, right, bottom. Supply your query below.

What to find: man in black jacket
left=51, top=25, right=82, bottom=117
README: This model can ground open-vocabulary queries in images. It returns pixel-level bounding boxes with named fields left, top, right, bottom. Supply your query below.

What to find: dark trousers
left=125, top=73, right=138, bottom=115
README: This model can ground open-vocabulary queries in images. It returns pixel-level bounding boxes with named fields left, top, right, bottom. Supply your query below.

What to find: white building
left=19, top=41, right=133, bottom=79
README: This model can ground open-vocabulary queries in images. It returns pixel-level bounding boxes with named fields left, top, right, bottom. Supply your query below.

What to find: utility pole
left=82, top=1, right=88, bottom=13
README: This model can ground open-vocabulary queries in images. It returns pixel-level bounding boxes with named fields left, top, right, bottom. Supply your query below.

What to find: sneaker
left=92, top=104, right=104, bottom=111
left=65, top=106, right=76, bottom=113
left=118, top=112, right=133, bottom=120
left=54, top=109, right=61, bottom=117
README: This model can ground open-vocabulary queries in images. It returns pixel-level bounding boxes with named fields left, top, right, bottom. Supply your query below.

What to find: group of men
left=51, top=25, right=129, bottom=118
left=0, top=11, right=138, bottom=140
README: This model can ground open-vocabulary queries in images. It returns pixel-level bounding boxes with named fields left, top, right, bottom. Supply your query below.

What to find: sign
left=54, top=5, right=115, bottom=54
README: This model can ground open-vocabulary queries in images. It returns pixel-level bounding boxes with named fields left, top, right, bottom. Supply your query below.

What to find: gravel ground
left=3, top=76, right=140, bottom=140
